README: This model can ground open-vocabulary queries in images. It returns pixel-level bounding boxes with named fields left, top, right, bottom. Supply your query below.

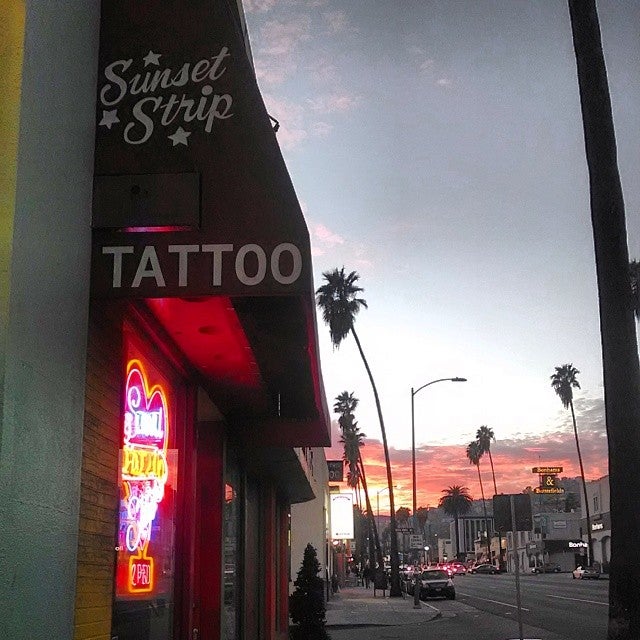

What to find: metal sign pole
left=510, top=495, right=524, bottom=640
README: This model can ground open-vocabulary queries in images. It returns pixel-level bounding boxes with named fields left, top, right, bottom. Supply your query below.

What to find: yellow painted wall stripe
left=0, top=1, right=25, bottom=390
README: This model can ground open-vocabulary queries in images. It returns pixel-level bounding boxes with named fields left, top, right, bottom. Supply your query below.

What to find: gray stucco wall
left=0, top=3, right=100, bottom=638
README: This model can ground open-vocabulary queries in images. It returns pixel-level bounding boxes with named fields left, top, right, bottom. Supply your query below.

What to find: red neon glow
left=117, top=359, right=169, bottom=595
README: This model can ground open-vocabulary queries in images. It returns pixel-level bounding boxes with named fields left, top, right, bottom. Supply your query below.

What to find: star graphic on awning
left=99, top=109, right=120, bottom=129
left=168, top=127, right=191, bottom=146
left=143, top=50, right=161, bottom=66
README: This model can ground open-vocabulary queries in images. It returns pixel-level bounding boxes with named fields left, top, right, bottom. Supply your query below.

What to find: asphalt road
left=455, top=571, right=608, bottom=639
left=328, top=572, right=609, bottom=640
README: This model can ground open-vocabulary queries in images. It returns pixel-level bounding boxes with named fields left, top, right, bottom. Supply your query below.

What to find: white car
left=572, top=565, right=601, bottom=579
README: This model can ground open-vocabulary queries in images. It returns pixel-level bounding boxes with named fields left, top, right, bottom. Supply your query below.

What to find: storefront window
left=223, top=458, right=242, bottom=639
left=112, top=350, right=179, bottom=640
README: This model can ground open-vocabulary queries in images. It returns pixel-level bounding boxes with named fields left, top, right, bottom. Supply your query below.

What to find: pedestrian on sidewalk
left=363, top=564, right=372, bottom=589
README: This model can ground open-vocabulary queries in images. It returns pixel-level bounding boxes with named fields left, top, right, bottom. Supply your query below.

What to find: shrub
left=289, top=543, right=330, bottom=640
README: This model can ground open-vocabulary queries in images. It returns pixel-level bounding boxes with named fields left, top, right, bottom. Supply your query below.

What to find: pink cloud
left=255, top=57, right=298, bottom=86
left=259, top=16, right=311, bottom=57
left=313, top=223, right=344, bottom=247
left=326, top=423, right=609, bottom=512
left=261, top=94, right=308, bottom=150
left=306, top=93, right=360, bottom=114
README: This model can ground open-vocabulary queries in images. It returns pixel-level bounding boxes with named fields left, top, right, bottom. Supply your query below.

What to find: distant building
left=452, top=511, right=496, bottom=562
left=529, top=511, right=585, bottom=572
left=583, top=475, right=611, bottom=571
left=506, top=529, right=532, bottom=573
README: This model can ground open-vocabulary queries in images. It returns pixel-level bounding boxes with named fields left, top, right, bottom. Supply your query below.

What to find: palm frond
left=550, top=363, right=580, bottom=409
left=316, top=267, right=368, bottom=349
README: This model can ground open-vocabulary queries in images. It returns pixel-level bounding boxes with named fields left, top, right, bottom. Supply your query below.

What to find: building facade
left=290, top=448, right=333, bottom=598
left=527, top=511, right=584, bottom=572
left=584, top=475, right=611, bottom=571
left=0, top=3, right=330, bottom=640
left=452, top=512, right=496, bottom=562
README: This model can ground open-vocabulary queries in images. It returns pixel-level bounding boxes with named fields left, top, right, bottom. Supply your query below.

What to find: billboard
left=330, top=493, right=354, bottom=539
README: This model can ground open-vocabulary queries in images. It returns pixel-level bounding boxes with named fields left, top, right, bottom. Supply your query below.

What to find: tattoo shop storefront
left=73, top=2, right=330, bottom=640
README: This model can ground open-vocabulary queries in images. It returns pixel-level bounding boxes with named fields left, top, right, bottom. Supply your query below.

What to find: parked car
left=532, top=562, right=562, bottom=574
left=407, top=569, right=455, bottom=600
left=572, top=565, right=601, bottom=579
left=469, top=563, right=499, bottom=574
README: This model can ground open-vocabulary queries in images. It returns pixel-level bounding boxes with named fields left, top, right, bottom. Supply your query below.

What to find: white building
left=583, top=475, right=611, bottom=571
left=290, top=447, right=333, bottom=597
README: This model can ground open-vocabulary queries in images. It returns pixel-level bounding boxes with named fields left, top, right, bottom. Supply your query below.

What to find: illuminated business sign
left=532, top=466, right=563, bottom=474
left=533, top=487, right=565, bottom=494
left=116, top=359, right=170, bottom=595
left=330, top=493, right=354, bottom=540
left=568, top=540, right=588, bottom=548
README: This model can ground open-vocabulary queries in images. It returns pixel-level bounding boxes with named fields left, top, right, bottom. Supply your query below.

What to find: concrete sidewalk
left=325, top=585, right=441, bottom=628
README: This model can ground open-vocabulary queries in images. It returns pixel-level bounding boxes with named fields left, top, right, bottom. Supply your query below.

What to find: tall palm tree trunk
left=570, top=400, right=594, bottom=566
left=351, top=326, right=402, bottom=596
left=475, top=465, right=491, bottom=562
left=357, top=450, right=384, bottom=570
left=568, top=2, right=640, bottom=637
left=453, top=512, right=460, bottom=559
left=487, top=450, right=503, bottom=566
left=488, top=451, right=498, bottom=496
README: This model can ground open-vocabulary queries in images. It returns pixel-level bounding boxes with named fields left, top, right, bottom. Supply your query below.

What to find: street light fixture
left=411, top=377, right=467, bottom=515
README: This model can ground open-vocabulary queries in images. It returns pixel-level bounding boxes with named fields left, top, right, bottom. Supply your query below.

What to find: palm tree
left=396, top=507, right=411, bottom=527
left=317, top=268, right=402, bottom=596
left=438, top=485, right=473, bottom=560
left=550, top=364, right=593, bottom=566
left=334, top=391, right=383, bottom=570
left=334, top=390, right=359, bottom=418
left=476, top=425, right=503, bottom=568
left=568, top=3, right=640, bottom=636
left=476, top=426, right=498, bottom=496
left=466, top=441, right=491, bottom=563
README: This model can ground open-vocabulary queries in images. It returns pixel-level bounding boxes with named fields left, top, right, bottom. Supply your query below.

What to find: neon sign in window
left=116, top=359, right=170, bottom=595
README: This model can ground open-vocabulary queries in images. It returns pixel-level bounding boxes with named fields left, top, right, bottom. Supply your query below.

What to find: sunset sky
left=243, top=0, right=640, bottom=512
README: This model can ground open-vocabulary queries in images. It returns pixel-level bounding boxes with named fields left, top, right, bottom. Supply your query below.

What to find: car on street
left=532, top=562, right=562, bottom=574
left=469, top=563, right=499, bottom=574
left=449, top=561, right=467, bottom=576
left=572, top=565, right=601, bottom=579
left=410, top=569, right=455, bottom=600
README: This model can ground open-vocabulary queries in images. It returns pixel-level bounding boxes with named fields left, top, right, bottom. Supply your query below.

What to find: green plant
left=289, top=543, right=330, bottom=640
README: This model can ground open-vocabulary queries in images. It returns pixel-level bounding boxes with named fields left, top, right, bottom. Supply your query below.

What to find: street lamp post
left=376, top=486, right=390, bottom=540
left=411, top=377, right=467, bottom=516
